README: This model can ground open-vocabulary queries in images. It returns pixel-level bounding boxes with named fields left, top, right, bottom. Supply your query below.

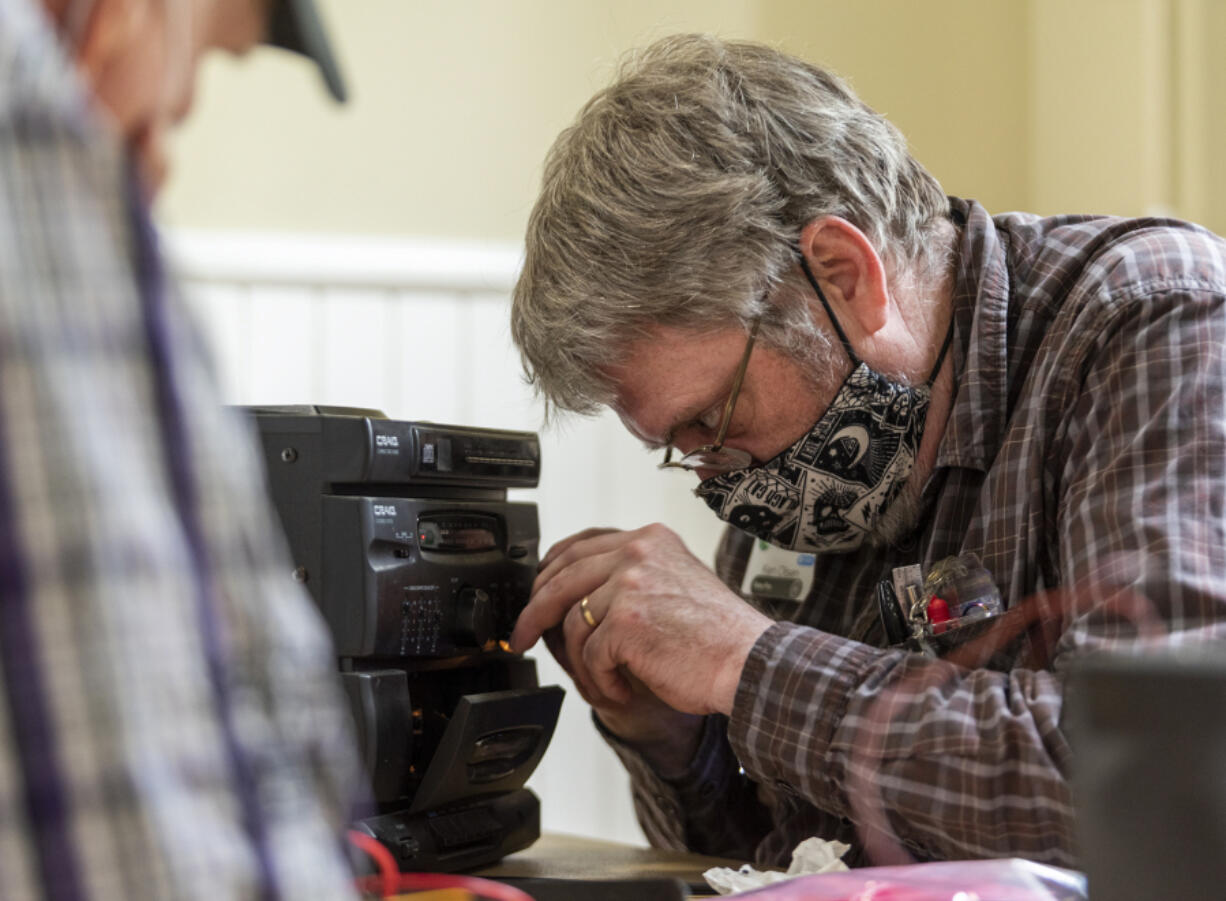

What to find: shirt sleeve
left=729, top=623, right=1073, bottom=863
left=594, top=712, right=775, bottom=860
left=724, top=279, right=1226, bottom=868
left=0, top=17, right=363, bottom=896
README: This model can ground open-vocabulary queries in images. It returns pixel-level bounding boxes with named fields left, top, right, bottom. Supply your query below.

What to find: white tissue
left=703, top=836, right=851, bottom=895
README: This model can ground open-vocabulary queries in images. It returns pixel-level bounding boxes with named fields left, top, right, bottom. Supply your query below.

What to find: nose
left=668, top=424, right=707, bottom=458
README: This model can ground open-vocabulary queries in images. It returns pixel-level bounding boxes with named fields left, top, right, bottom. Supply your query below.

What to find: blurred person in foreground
left=509, top=34, right=1226, bottom=868
left=0, top=0, right=362, bottom=898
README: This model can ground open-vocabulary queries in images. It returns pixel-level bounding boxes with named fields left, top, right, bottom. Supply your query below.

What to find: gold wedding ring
left=579, top=595, right=598, bottom=628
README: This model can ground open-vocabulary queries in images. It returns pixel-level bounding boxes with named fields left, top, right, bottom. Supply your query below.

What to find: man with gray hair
left=510, top=34, right=1226, bottom=868
left=0, top=1, right=361, bottom=898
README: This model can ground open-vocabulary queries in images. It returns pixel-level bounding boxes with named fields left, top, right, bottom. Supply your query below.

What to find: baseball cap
left=265, top=0, right=348, bottom=103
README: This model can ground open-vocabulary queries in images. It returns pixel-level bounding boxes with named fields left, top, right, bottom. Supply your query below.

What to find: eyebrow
left=655, top=393, right=728, bottom=451
left=618, top=409, right=680, bottom=452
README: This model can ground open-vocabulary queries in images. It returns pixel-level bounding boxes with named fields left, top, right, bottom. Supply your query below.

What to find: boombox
left=246, top=406, right=563, bottom=872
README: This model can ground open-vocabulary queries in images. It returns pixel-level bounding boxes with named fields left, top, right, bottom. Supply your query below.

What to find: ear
left=797, top=217, right=890, bottom=337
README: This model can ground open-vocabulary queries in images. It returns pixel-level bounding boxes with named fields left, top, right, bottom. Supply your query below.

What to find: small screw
left=280, top=447, right=298, bottom=463
left=292, top=566, right=308, bottom=583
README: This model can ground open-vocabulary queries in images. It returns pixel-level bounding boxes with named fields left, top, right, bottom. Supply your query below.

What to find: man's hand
left=510, top=523, right=773, bottom=720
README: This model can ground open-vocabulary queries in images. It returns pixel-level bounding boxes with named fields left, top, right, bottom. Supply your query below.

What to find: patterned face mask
left=694, top=252, right=954, bottom=553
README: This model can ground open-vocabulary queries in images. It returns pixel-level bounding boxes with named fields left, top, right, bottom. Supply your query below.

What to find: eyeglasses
left=659, top=319, right=760, bottom=474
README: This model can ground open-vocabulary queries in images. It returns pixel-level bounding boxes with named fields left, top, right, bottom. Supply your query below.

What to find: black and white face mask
left=694, top=252, right=954, bottom=554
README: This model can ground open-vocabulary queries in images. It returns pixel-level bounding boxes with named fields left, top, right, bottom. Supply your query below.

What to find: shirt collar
left=934, top=196, right=1012, bottom=472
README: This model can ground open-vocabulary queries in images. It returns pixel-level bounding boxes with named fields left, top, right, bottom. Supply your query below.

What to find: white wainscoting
left=167, top=229, right=726, bottom=846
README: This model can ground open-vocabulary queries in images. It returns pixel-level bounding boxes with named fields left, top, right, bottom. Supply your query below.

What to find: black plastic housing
left=243, top=406, right=562, bottom=873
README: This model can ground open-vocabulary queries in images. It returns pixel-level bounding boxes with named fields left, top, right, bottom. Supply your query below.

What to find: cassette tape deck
left=246, top=405, right=562, bottom=873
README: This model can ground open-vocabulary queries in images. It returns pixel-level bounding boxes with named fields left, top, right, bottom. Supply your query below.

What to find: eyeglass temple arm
left=712, top=319, right=760, bottom=449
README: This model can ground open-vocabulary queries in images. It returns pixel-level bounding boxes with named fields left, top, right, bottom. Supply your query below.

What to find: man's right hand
left=543, top=624, right=705, bottom=778
left=533, top=526, right=706, bottom=777
left=519, top=522, right=772, bottom=775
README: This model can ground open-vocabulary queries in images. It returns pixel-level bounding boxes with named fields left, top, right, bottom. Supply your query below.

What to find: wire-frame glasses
left=658, top=319, right=760, bottom=474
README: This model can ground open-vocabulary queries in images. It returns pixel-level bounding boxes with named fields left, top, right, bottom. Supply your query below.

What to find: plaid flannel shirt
left=604, top=196, right=1226, bottom=868
left=0, top=3, right=361, bottom=898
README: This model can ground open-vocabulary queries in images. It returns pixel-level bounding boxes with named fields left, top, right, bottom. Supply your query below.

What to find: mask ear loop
left=796, top=248, right=862, bottom=368
left=925, top=309, right=957, bottom=386
left=798, top=246, right=957, bottom=387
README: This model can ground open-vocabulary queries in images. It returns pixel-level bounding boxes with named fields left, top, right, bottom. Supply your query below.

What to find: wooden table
left=474, top=832, right=744, bottom=888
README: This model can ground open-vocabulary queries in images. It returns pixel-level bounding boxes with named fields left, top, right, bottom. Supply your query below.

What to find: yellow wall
left=758, top=0, right=1031, bottom=219
left=160, top=0, right=761, bottom=239
left=1029, top=0, right=1172, bottom=218
left=1174, top=0, right=1226, bottom=237
left=159, top=0, right=1225, bottom=240
left=159, top=0, right=1032, bottom=239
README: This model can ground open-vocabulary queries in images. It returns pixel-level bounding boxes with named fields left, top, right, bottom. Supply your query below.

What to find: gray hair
left=512, top=33, right=950, bottom=417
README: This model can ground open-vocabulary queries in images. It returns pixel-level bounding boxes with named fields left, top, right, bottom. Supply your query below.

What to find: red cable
left=347, top=830, right=535, bottom=901
left=394, top=872, right=535, bottom=901
left=347, top=829, right=400, bottom=898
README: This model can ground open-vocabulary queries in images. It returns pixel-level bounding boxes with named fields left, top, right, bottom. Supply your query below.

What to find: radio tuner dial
left=450, top=587, right=495, bottom=648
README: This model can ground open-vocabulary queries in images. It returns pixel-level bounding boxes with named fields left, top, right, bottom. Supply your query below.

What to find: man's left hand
left=509, top=523, right=773, bottom=717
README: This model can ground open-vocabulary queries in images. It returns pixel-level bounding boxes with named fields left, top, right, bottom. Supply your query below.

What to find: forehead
left=605, top=323, right=750, bottom=437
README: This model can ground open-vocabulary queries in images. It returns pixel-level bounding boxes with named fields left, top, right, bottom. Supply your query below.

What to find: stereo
left=246, top=405, right=562, bottom=873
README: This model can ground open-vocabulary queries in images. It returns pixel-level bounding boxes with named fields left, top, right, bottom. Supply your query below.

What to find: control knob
left=449, top=587, right=495, bottom=647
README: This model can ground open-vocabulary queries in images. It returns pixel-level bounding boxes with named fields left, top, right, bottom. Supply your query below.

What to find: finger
left=582, top=617, right=632, bottom=705
left=539, top=527, right=620, bottom=572
left=544, top=626, right=599, bottom=706
left=512, top=546, right=622, bottom=651
left=542, top=625, right=574, bottom=677
left=533, top=528, right=634, bottom=597
left=561, top=598, right=611, bottom=706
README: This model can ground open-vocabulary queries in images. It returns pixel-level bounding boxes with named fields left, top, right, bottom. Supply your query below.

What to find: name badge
left=741, top=539, right=815, bottom=602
